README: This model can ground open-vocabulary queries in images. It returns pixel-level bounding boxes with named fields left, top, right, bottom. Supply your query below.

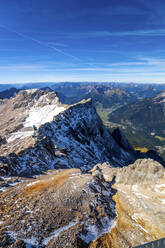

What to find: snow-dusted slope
left=0, top=90, right=135, bottom=176
left=0, top=89, right=66, bottom=156
left=24, top=91, right=65, bottom=128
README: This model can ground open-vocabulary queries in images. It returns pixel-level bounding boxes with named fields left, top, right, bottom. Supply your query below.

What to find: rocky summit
left=0, top=89, right=135, bottom=176
left=0, top=89, right=165, bottom=248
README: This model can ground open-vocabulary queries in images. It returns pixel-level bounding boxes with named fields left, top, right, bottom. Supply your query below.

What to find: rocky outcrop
left=0, top=90, right=135, bottom=176
left=0, top=166, right=117, bottom=248
left=90, top=159, right=165, bottom=248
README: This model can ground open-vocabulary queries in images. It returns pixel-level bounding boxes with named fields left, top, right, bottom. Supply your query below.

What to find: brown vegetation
left=24, top=169, right=75, bottom=195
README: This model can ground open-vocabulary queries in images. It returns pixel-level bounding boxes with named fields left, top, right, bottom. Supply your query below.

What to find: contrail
left=0, top=24, right=80, bottom=61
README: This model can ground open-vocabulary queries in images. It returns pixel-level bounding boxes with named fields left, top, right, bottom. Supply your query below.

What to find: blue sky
left=0, top=0, right=165, bottom=83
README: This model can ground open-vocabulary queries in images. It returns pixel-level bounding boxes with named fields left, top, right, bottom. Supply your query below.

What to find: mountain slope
left=90, top=159, right=165, bottom=248
left=0, top=88, right=20, bottom=99
left=109, top=91, right=165, bottom=135
left=0, top=89, right=135, bottom=176
left=0, top=166, right=117, bottom=248
left=108, top=91, right=165, bottom=160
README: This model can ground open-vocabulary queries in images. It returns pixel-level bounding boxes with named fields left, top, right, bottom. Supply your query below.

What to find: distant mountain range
left=1, top=81, right=165, bottom=97
left=57, top=87, right=137, bottom=109
left=1, top=82, right=165, bottom=109
left=0, top=87, right=20, bottom=99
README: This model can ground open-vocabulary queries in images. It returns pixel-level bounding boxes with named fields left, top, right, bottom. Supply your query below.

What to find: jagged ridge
left=0, top=90, right=135, bottom=176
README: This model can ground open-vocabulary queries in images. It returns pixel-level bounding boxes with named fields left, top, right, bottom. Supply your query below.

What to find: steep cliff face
left=0, top=90, right=135, bottom=176
left=90, top=159, right=165, bottom=248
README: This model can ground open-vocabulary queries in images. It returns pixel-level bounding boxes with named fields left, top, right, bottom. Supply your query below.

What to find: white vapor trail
left=0, top=25, right=80, bottom=61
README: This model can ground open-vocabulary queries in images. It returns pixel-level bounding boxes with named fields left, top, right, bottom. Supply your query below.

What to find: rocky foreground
left=0, top=166, right=117, bottom=247
left=90, top=159, right=165, bottom=248
left=0, top=89, right=165, bottom=247
left=0, top=159, right=165, bottom=247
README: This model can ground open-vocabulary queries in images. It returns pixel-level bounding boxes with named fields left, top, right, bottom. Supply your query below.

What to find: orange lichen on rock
left=24, top=169, right=75, bottom=195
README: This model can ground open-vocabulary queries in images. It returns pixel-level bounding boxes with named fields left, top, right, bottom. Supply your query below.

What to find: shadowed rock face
left=0, top=89, right=135, bottom=176
left=112, top=128, right=134, bottom=152
left=0, top=166, right=117, bottom=248
left=90, top=159, right=165, bottom=248
left=0, top=87, right=20, bottom=99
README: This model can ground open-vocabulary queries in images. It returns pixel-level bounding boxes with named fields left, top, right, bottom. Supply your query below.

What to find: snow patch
left=42, top=220, right=78, bottom=245
left=24, top=104, right=65, bottom=128
left=25, top=89, right=38, bottom=94
left=80, top=218, right=116, bottom=244
left=26, top=180, right=40, bottom=187
left=8, top=231, right=39, bottom=246
left=7, top=131, right=34, bottom=143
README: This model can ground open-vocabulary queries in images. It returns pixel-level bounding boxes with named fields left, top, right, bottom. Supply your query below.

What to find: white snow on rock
left=6, top=91, right=66, bottom=143
left=8, top=231, right=39, bottom=246
left=24, top=100, right=65, bottom=129
left=42, top=220, right=78, bottom=245
left=26, top=180, right=40, bottom=187
left=80, top=218, right=116, bottom=244
left=25, top=89, right=38, bottom=94
left=7, top=131, right=34, bottom=143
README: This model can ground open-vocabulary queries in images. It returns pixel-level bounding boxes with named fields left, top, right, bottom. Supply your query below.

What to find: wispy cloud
left=139, top=57, right=165, bottom=66
left=46, top=42, right=67, bottom=47
left=56, top=29, right=165, bottom=39
left=0, top=25, right=79, bottom=60
left=1, top=56, right=164, bottom=73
